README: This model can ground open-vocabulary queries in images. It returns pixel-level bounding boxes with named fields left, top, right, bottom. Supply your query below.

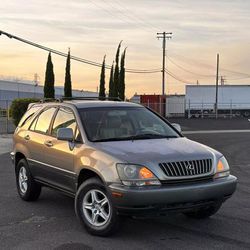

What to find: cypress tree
left=64, top=48, right=72, bottom=97
left=113, top=41, right=122, bottom=97
left=108, top=62, right=114, bottom=97
left=119, top=48, right=126, bottom=100
left=44, top=52, right=55, bottom=98
left=99, top=55, right=106, bottom=100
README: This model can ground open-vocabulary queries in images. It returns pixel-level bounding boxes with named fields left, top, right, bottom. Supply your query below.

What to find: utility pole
left=221, top=76, right=226, bottom=85
left=215, top=53, right=219, bottom=119
left=157, top=32, right=172, bottom=95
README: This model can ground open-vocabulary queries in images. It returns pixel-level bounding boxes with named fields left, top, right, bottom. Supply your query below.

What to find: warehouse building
left=0, top=79, right=98, bottom=107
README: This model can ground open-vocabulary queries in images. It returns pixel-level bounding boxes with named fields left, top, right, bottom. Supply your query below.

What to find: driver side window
left=51, top=107, right=76, bottom=137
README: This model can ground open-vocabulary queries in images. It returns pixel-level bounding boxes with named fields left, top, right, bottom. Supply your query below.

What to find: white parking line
left=183, top=129, right=250, bottom=135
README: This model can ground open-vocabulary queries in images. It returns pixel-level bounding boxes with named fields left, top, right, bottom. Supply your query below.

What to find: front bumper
left=109, top=175, right=237, bottom=214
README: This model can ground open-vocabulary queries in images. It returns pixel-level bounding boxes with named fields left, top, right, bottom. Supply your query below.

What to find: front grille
left=161, top=176, right=213, bottom=185
left=159, top=159, right=212, bottom=177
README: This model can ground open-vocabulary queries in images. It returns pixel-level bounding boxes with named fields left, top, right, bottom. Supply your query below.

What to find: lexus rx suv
left=11, top=98, right=237, bottom=236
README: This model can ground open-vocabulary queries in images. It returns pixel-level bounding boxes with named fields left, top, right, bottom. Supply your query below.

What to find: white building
left=0, top=79, right=98, bottom=102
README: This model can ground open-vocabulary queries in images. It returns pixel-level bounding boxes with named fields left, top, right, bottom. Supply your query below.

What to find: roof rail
left=39, top=97, right=123, bottom=103
left=59, top=97, right=123, bottom=101
left=39, top=98, right=62, bottom=103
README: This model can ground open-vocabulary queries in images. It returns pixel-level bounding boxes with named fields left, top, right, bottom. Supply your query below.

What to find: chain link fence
left=139, top=101, right=250, bottom=119
left=0, top=100, right=15, bottom=134
left=186, top=102, right=250, bottom=118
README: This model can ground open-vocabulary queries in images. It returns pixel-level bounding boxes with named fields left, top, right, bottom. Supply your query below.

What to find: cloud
left=0, top=0, right=250, bottom=96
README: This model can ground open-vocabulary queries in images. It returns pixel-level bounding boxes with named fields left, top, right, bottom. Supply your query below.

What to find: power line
left=166, top=69, right=196, bottom=85
left=0, top=30, right=161, bottom=74
left=220, top=68, right=250, bottom=77
left=169, top=51, right=250, bottom=78
left=101, top=0, right=163, bottom=32
left=88, top=0, right=157, bottom=34
left=167, top=55, right=215, bottom=78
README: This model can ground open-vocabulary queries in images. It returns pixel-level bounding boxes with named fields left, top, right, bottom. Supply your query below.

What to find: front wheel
left=183, top=203, right=222, bottom=219
left=75, top=177, right=119, bottom=236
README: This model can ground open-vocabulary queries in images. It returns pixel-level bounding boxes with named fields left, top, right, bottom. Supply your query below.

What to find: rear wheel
left=183, top=203, right=222, bottom=219
left=75, top=177, right=119, bottom=236
left=16, top=159, right=41, bottom=201
left=244, top=111, right=250, bottom=117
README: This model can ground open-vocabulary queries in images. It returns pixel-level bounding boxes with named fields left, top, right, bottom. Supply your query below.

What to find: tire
left=16, top=159, right=41, bottom=201
left=183, top=203, right=222, bottom=219
left=235, top=111, right=241, bottom=117
left=244, top=111, right=250, bottom=118
left=75, top=177, right=119, bottom=236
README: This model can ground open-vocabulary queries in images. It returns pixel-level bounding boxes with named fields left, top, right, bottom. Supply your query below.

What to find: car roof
left=35, top=100, right=142, bottom=109
left=69, top=100, right=142, bottom=108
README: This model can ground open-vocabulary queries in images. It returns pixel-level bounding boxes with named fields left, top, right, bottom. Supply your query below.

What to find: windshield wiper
left=92, top=137, right=132, bottom=142
left=129, top=134, right=178, bottom=140
left=92, top=134, right=178, bottom=142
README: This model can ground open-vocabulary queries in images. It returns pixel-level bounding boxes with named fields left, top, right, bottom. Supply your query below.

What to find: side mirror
left=57, top=128, right=74, bottom=141
left=171, top=123, right=181, bottom=133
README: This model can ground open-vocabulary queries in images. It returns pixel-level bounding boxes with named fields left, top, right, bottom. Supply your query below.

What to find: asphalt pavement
left=168, top=117, right=250, bottom=131
left=0, top=132, right=250, bottom=249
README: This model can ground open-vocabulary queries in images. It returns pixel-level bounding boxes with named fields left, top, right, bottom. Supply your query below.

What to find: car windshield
left=79, top=107, right=180, bottom=142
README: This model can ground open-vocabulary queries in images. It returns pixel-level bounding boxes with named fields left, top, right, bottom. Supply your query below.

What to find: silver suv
left=11, top=98, right=237, bottom=236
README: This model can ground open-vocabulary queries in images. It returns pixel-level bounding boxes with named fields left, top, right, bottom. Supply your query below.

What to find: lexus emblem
left=186, top=163, right=194, bottom=170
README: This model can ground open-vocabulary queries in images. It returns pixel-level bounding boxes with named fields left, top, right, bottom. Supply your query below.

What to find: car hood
left=93, top=137, right=222, bottom=165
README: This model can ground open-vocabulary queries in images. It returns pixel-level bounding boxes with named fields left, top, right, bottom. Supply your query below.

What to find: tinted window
left=51, top=107, right=76, bottom=137
left=79, top=107, right=179, bottom=142
left=31, top=107, right=56, bottom=134
left=18, top=105, right=42, bottom=127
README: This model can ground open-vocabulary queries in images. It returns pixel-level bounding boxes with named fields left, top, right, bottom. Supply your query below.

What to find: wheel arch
left=15, top=152, right=27, bottom=173
left=77, top=167, right=105, bottom=189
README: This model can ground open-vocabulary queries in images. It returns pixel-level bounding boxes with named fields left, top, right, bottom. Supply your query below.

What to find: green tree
left=108, top=62, right=114, bottom=97
left=119, top=48, right=126, bottom=100
left=10, top=98, right=39, bottom=126
left=113, top=41, right=122, bottom=97
left=44, top=52, right=55, bottom=98
left=99, top=55, right=106, bottom=100
left=64, top=49, right=72, bottom=97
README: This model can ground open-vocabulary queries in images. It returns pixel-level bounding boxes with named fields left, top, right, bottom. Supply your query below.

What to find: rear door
left=27, top=106, right=58, bottom=183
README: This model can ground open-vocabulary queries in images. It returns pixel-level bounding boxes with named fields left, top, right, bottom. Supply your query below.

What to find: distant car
left=11, top=98, right=237, bottom=236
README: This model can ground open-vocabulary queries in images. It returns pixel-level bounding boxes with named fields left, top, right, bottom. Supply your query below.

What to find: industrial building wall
left=165, top=96, right=185, bottom=117
left=0, top=79, right=98, bottom=133
left=185, top=85, right=250, bottom=118
left=0, top=80, right=98, bottom=101
left=186, top=85, right=250, bottom=109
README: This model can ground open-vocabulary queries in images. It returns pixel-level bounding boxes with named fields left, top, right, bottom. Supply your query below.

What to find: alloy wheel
left=19, top=166, right=28, bottom=194
left=82, top=189, right=111, bottom=227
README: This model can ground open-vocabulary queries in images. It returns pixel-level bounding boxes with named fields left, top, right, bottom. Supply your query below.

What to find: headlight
left=116, top=164, right=161, bottom=186
left=214, top=156, right=230, bottom=178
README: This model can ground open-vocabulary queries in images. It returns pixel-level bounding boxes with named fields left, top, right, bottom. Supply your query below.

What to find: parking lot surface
left=0, top=132, right=250, bottom=250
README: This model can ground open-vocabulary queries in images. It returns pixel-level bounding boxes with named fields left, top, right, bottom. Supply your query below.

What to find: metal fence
left=186, top=102, right=250, bottom=118
left=139, top=101, right=250, bottom=118
left=0, top=100, right=15, bottom=134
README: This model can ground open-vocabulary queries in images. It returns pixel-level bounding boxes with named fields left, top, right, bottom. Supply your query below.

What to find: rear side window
left=51, top=107, right=76, bottom=137
left=18, top=105, right=41, bottom=127
left=30, top=107, right=57, bottom=134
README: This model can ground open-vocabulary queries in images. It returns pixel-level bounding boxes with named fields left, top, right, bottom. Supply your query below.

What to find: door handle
left=24, top=135, right=30, bottom=141
left=44, top=140, right=53, bottom=147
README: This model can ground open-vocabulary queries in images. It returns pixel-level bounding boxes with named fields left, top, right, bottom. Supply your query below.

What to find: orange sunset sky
left=1, top=0, right=250, bottom=98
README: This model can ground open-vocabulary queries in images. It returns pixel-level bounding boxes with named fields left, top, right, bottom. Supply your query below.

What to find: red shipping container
left=140, top=95, right=166, bottom=116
